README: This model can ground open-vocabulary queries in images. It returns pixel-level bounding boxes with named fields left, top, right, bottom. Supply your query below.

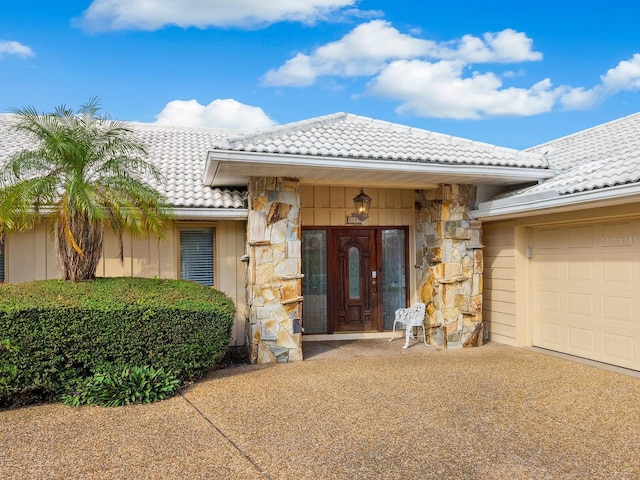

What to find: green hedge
left=0, top=277, right=235, bottom=407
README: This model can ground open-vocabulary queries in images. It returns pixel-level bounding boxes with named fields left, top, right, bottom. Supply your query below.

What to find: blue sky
left=2, top=0, right=640, bottom=149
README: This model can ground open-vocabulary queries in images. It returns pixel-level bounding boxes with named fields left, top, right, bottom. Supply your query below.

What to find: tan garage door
left=530, top=219, right=640, bottom=370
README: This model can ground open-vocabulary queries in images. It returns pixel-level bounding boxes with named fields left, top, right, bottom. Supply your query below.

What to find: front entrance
left=302, top=227, right=408, bottom=334
left=332, top=229, right=379, bottom=331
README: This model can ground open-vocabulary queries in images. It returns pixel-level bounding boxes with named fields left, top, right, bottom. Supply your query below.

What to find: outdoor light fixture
left=353, top=187, right=372, bottom=222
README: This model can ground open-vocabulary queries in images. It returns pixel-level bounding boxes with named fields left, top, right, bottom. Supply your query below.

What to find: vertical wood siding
left=5, top=220, right=248, bottom=347
left=300, top=185, right=414, bottom=226
left=215, top=220, right=248, bottom=347
left=5, top=224, right=58, bottom=283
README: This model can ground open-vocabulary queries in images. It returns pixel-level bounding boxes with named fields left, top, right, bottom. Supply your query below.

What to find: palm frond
left=2, top=98, right=173, bottom=280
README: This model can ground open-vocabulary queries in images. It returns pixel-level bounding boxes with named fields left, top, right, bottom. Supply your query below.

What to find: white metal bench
left=389, top=302, right=429, bottom=349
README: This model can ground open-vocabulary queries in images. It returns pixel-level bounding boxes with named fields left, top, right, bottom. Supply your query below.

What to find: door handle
left=371, top=270, right=378, bottom=296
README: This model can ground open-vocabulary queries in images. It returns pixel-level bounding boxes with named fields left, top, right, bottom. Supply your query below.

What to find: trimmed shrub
left=0, top=277, right=235, bottom=408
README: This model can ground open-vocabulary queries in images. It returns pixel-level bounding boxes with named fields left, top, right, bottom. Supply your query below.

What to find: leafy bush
left=0, top=339, right=20, bottom=395
left=61, top=366, right=180, bottom=407
left=0, top=277, right=235, bottom=408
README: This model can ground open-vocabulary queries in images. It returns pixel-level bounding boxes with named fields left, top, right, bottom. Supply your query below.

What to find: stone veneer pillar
left=414, top=184, right=483, bottom=348
left=247, top=177, right=303, bottom=364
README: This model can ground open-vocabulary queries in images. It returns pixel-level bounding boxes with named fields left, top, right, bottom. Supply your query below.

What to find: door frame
left=302, top=226, right=409, bottom=334
left=330, top=228, right=379, bottom=332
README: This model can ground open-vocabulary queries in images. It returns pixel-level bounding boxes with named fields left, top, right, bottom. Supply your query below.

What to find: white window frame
left=178, top=226, right=216, bottom=287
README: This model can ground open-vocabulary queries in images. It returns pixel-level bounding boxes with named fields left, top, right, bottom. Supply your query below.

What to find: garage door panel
left=567, top=225, right=595, bottom=248
left=531, top=220, right=640, bottom=371
left=567, top=259, right=594, bottom=282
left=602, top=295, right=634, bottom=324
left=603, top=258, right=633, bottom=283
left=567, top=326, right=595, bottom=356
left=533, top=228, right=562, bottom=250
left=537, top=321, right=563, bottom=349
left=601, top=222, right=636, bottom=247
left=567, top=292, right=594, bottom=318
left=602, top=333, right=635, bottom=366
left=534, top=259, right=562, bottom=281
left=535, top=290, right=562, bottom=315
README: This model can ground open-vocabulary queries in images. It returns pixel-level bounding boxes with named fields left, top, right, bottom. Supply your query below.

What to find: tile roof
left=128, top=122, right=247, bottom=209
left=0, top=114, right=248, bottom=210
left=218, top=113, right=547, bottom=169
left=512, top=112, right=640, bottom=197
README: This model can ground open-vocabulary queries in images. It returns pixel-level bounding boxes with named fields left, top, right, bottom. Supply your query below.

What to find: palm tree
left=0, top=98, right=172, bottom=282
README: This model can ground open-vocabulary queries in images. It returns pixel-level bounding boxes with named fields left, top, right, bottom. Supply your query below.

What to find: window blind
left=179, top=228, right=214, bottom=286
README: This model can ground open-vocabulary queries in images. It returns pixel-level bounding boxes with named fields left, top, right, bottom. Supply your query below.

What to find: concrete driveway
left=2, top=341, right=640, bottom=479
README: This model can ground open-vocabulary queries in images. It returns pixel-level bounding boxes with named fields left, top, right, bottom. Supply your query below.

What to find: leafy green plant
left=0, top=339, right=20, bottom=394
left=0, top=277, right=235, bottom=408
left=0, top=98, right=171, bottom=282
left=62, top=365, right=181, bottom=407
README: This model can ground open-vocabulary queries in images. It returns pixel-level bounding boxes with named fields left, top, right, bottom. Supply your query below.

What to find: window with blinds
left=179, top=228, right=214, bottom=286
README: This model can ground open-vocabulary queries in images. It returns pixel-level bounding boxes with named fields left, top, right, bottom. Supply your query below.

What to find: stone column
left=414, top=184, right=483, bottom=348
left=247, top=177, right=303, bottom=364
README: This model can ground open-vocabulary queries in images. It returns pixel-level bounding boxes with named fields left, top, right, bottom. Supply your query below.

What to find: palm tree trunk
left=55, top=214, right=104, bottom=282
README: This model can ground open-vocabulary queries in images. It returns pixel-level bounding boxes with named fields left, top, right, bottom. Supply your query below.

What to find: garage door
left=530, top=219, right=640, bottom=370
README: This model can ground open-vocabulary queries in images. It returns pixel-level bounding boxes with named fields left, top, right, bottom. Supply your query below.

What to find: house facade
left=2, top=112, right=640, bottom=370
left=476, top=112, right=640, bottom=371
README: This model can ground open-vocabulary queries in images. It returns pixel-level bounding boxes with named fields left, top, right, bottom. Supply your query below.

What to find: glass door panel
left=382, top=229, right=407, bottom=329
left=302, top=230, right=328, bottom=333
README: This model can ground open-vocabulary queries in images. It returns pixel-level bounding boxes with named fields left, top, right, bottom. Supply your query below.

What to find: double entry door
left=302, top=227, right=408, bottom=334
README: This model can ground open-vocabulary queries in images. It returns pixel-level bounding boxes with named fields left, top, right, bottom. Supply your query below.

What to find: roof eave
left=471, top=183, right=640, bottom=221
left=172, top=207, right=248, bottom=221
left=204, top=150, right=554, bottom=189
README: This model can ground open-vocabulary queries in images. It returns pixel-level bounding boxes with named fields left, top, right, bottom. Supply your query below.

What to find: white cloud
left=265, top=20, right=640, bottom=119
left=368, top=60, right=559, bottom=119
left=263, top=20, right=433, bottom=86
left=559, top=87, right=598, bottom=110
left=441, top=29, right=543, bottom=63
left=78, top=0, right=359, bottom=31
left=263, top=21, right=542, bottom=87
left=0, top=40, right=34, bottom=59
left=264, top=53, right=319, bottom=87
left=154, top=98, right=277, bottom=130
left=601, top=53, right=640, bottom=92
left=560, top=54, right=640, bottom=109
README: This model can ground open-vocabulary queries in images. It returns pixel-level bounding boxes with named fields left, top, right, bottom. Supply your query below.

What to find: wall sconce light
left=353, top=187, right=372, bottom=222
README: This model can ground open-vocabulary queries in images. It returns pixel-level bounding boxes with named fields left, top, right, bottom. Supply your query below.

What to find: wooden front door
left=330, top=229, right=380, bottom=332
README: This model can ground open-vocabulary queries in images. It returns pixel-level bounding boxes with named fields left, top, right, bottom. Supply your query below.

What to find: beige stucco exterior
left=3, top=220, right=248, bottom=347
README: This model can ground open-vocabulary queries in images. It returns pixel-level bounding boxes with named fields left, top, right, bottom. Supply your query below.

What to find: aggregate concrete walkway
left=2, top=341, right=640, bottom=479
